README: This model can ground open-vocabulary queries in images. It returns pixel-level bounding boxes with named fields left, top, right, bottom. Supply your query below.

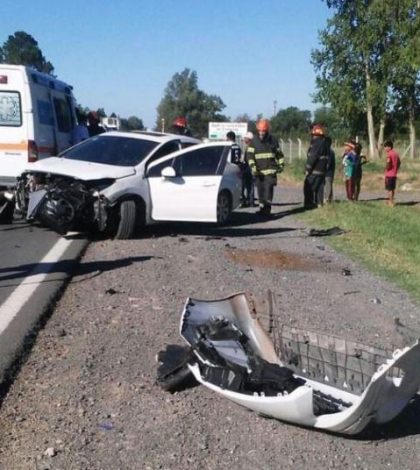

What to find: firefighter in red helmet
left=171, top=116, right=192, bottom=136
left=246, top=119, right=284, bottom=216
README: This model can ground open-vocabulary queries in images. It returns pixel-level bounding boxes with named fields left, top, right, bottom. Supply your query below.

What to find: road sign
left=208, top=122, right=248, bottom=140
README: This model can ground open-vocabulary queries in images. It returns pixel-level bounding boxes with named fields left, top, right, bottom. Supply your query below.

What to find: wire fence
left=279, top=139, right=420, bottom=161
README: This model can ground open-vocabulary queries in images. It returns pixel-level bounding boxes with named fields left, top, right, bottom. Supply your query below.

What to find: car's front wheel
left=217, top=191, right=232, bottom=226
left=114, top=199, right=137, bottom=239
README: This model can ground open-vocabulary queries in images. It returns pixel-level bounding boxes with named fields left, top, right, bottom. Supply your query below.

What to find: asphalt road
left=1, top=186, right=420, bottom=469
left=0, top=218, right=88, bottom=383
left=0, top=219, right=63, bottom=302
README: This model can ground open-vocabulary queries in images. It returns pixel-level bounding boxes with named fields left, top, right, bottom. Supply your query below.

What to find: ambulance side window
left=53, top=97, right=72, bottom=132
left=0, top=91, right=22, bottom=127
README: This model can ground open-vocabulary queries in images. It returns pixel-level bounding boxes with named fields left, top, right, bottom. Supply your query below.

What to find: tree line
left=2, top=16, right=418, bottom=154
left=312, top=0, right=419, bottom=159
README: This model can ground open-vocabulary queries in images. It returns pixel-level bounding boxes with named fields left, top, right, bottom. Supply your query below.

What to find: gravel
left=1, top=186, right=420, bottom=469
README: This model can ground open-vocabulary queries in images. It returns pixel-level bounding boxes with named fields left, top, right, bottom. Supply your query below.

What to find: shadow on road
left=0, top=256, right=156, bottom=284
left=135, top=208, right=305, bottom=240
left=354, top=395, right=420, bottom=441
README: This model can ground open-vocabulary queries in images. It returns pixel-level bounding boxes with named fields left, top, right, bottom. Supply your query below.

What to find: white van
left=0, top=64, right=77, bottom=189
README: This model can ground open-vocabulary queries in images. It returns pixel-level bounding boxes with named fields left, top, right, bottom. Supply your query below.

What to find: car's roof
left=102, top=130, right=200, bottom=144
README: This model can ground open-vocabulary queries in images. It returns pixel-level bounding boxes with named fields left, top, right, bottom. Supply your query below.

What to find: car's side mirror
left=161, top=166, right=176, bottom=178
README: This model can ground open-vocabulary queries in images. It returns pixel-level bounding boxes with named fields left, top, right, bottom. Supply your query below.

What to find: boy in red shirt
left=384, top=140, right=401, bottom=207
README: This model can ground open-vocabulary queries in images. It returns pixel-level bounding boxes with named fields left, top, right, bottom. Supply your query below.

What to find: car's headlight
left=86, top=178, right=116, bottom=192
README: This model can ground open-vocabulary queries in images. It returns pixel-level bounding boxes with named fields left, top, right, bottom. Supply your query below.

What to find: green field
left=298, top=200, right=420, bottom=301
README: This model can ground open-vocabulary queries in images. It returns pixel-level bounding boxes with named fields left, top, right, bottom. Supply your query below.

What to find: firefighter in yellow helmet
left=246, top=119, right=284, bottom=216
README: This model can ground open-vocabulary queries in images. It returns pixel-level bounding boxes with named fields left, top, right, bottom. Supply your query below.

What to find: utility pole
left=273, top=100, right=277, bottom=117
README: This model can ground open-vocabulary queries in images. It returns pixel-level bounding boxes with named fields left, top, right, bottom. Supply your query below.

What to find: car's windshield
left=61, top=135, right=159, bottom=166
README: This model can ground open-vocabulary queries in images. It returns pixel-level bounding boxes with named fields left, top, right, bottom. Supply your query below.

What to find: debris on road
left=160, top=293, right=420, bottom=435
left=307, top=226, right=347, bottom=237
left=341, top=268, right=352, bottom=276
left=44, top=447, right=57, bottom=457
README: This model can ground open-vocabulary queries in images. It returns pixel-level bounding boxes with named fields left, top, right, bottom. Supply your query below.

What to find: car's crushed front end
left=17, top=171, right=115, bottom=235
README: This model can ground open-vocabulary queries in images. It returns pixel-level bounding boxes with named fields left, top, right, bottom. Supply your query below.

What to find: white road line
left=0, top=235, right=75, bottom=335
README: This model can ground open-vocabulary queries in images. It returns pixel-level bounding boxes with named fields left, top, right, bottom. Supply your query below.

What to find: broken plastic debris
left=165, top=292, right=420, bottom=435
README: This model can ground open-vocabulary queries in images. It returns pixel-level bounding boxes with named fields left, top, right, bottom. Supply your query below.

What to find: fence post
left=280, top=139, right=285, bottom=153
left=297, top=138, right=302, bottom=159
left=288, top=139, right=293, bottom=163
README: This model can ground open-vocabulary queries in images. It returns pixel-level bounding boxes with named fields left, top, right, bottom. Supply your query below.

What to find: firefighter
left=171, top=116, right=192, bottom=136
left=246, top=119, right=284, bottom=216
left=303, top=124, right=330, bottom=209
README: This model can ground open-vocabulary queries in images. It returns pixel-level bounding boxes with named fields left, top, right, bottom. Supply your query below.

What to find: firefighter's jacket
left=246, top=134, right=285, bottom=176
left=305, top=136, right=329, bottom=176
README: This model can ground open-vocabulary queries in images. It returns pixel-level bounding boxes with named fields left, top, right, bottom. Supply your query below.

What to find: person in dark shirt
left=226, top=131, right=242, bottom=165
left=323, top=136, right=335, bottom=203
left=240, top=131, right=254, bottom=207
left=304, top=124, right=329, bottom=209
left=353, top=142, right=368, bottom=201
left=87, top=111, right=105, bottom=137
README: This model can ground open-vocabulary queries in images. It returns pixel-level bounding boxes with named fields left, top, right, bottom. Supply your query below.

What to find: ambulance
left=0, top=64, right=77, bottom=189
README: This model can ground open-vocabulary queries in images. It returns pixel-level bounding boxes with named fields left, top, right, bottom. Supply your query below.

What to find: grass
left=283, top=157, right=420, bottom=191
left=298, top=200, right=420, bottom=301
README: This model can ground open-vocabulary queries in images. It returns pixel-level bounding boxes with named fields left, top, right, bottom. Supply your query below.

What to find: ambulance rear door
left=0, top=65, right=31, bottom=185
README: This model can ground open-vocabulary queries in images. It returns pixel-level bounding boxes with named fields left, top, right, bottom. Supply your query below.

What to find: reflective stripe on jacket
left=246, top=134, right=284, bottom=175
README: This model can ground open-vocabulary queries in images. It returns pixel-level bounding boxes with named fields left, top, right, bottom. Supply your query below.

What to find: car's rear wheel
left=217, top=191, right=232, bottom=226
left=0, top=200, right=14, bottom=224
left=114, top=199, right=137, bottom=239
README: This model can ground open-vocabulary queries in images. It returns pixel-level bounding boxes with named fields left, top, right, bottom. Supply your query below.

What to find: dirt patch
left=225, top=248, right=320, bottom=271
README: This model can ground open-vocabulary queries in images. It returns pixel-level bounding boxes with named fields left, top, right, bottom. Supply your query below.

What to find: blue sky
left=1, top=0, right=331, bottom=127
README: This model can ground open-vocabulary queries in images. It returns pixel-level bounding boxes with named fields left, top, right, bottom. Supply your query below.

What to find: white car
left=17, top=131, right=242, bottom=238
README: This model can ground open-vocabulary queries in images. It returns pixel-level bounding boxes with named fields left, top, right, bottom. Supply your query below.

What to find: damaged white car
left=158, top=293, right=420, bottom=435
left=16, top=132, right=241, bottom=238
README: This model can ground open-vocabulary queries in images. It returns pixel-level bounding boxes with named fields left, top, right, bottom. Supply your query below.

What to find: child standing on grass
left=342, top=141, right=356, bottom=201
left=384, top=140, right=401, bottom=207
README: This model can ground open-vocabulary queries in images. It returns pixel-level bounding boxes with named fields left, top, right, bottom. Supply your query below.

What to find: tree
left=127, top=116, right=144, bottom=130
left=270, top=107, right=312, bottom=139
left=96, top=108, right=107, bottom=118
left=120, top=115, right=144, bottom=131
left=156, top=68, right=227, bottom=137
left=313, top=106, right=363, bottom=141
left=0, top=31, right=54, bottom=74
left=386, top=1, right=420, bottom=158
left=235, top=113, right=256, bottom=133
left=312, top=1, right=419, bottom=159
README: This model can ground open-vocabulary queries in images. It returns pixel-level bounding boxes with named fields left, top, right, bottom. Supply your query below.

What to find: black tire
left=114, top=199, right=137, bottom=239
left=217, top=191, right=232, bottom=225
left=0, top=200, right=14, bottom=224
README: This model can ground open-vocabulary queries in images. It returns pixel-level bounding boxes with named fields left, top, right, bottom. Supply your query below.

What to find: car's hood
left=24, top=157, right=136, bottom=180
